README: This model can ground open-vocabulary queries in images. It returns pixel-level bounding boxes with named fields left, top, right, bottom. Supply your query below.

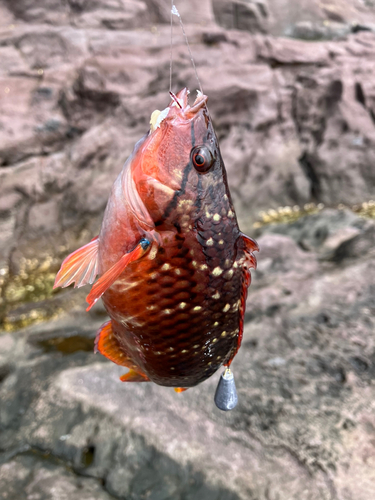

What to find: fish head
left=128, top=88, right=232, bottom=229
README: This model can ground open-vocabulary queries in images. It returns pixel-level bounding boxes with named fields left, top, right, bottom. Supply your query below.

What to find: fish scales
left=54, top=88, right=258, bottom=390
left=103, top=213, right=241, bottom=385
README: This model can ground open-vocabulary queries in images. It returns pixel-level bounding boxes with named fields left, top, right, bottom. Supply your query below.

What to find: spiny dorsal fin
left=241, top=233, right=258, bottom=270
left=54, top=237, right=99, bottom=289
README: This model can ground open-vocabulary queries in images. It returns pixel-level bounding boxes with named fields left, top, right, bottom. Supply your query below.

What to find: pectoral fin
left=86, top=238, right=151, bottom=311
left=54, top=237, right=99, bottom=289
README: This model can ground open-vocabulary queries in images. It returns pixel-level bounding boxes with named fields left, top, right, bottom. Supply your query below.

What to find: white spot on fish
left=228, top=210, right=234, bottom=218
left=179, top=302, right=187, bottom=309
left=219, top=240, right=224, bottom=245
left=179, top=199, right=193, bottom=206
left=212, top=338, right=217, bottom=343
left=164, top=309, right=172, bottom=314
left=207, top=238, right=214, bottom=246
left=214, top=321, right=219, bottom=327
left=212, top=267, right=223, bottom=276
left=224, top=269, right=234, bottom=279
left=181, top=350, right=188, bottom=354
left=213, top=213, right=221, bottom=222
left=193, top=344, right=199, bottom=348
left=148, top=246, right=158, bottom=260
left=193, top=306, right=202, bottom=312
left=221, top=331, right=227, bottom=337
left=232, top=302, right=239, bottom=312
left=175, top=268, right=181, bottom=275
left=200, top=264, right=208, bottom=270
left=213, top=291, right=220, bottom=299
left=223, top=304, right=230, bottom=312
left=161, top=263, right=170, bottom=271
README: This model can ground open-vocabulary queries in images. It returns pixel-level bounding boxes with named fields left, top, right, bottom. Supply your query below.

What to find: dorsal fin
left=54, top=237, right=99, bottom=289
left=225, top=234, right=259, bottom=369
left=241, top=233, right=259, bottom=270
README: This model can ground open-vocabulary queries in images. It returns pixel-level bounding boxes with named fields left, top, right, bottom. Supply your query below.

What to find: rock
left=258, top=208, right=375, bottom=262
left=213, top=0, right=375, bottom=38
left=1, top=3, right=375, bottom=496
left=290, top=20, right=351, bottom=40
left=256, top=36, right=331, bottom=64
left=213, top=0, right=269, bottom=33
left=28, top=200, right=61, bottom=234
left=0, top=4, right=15, bottom=26
left=1, top=15, right=375, bottom=270
left=71, top=2, right=149, bottom=30
left=0, top=454, right=114, bottom=500
left=0, top=0, right=375, bottom=338
left=0, top=46, right=30, bottom=76
left=1, top=210, right=375, bottom=498
left=332, top=220, right=375, bottom=262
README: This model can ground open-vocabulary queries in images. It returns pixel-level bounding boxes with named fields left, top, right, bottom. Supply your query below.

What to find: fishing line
left=169, top=0, right=174, bottom=92
left=171, top=4, right=203, bottom=95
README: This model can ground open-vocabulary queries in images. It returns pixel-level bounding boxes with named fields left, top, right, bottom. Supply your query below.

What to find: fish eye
left=191, top=146, right=214, bottom=173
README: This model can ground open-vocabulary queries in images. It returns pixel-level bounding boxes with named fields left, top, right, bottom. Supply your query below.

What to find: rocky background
left=1, top=0, right=375, bottom=499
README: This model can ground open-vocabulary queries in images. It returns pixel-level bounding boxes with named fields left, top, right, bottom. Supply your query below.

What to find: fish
left=54, top=88, right=258, bottom=391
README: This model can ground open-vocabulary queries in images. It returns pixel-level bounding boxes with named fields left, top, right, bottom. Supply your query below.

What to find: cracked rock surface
left=1, top=0, right=375, bottom=498
left=1, top=209, right=375, bottom=499
left=1, top=0, right=375, bottom=281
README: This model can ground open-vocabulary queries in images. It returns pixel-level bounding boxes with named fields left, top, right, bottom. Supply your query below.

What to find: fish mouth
left=188, top=91, right=208, bottom=115
left=150, top=88, right=208, bottom=132
left=169, top=88, right=208, bottom=115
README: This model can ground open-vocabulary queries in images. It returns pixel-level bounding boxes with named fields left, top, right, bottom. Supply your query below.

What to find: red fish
left=54, top=89, right=258, bottom=390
